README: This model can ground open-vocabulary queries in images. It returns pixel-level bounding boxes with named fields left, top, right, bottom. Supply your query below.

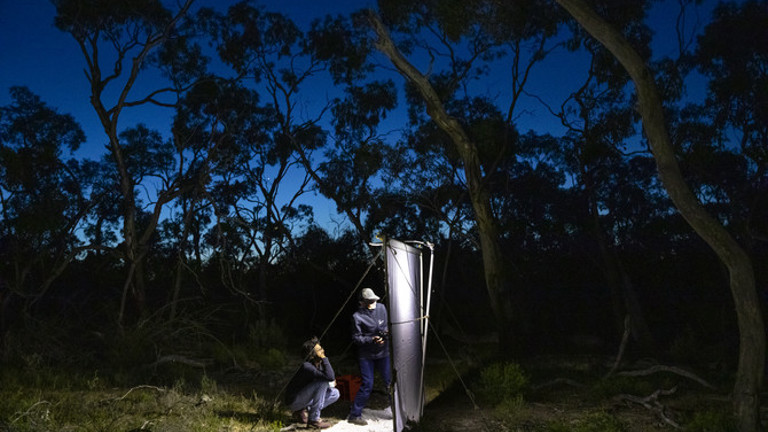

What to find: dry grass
left=0, top=376, right=286, bottom=432
left=0, top=349, right=760, bottom=432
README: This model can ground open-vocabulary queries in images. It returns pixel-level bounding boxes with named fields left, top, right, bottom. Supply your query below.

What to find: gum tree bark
left=554, top=0, right=764, bottom=430
left=369, top=13, right=520, bottom=355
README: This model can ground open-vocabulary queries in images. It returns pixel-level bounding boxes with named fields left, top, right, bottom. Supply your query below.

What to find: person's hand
left=314, top=344, right=326, bottom=359
left=372, top=336, right=384, bottom=344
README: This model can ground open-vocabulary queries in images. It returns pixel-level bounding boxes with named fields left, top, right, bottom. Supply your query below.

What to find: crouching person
left=284, top=337, right=340, bottom=429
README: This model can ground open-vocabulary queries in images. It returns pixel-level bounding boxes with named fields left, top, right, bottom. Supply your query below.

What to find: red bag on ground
left=335, top=374, right=362, bottom=401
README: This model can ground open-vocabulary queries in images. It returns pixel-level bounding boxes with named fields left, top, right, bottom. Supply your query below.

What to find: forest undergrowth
left=1, top=330, right=763, bottom=432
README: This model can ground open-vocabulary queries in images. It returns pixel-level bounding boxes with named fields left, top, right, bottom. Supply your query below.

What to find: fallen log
left=616, top=365, right=715, bottom=389
left=613, top=387, right=680, bottom=428
left=145, top=354, right=214, bottom=369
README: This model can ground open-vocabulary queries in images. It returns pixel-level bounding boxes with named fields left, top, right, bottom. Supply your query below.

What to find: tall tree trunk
left=118, top=261, right=137, bottom=327
left=588, top=189, right=656, bottom=352
left=369, top=13, right=521, bottom=355
left=170, top=198, right=196, bottom=321
left=170, top=257, right=184, bottom=321
left=554, top=1, right=765, bottom=430
left=0, top=288, right=9, bottom=356
left=69, top=0, right=194, bottom=326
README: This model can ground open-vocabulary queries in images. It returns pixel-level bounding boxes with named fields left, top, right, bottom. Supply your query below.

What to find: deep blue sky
left=0, top=0, right=381, bottom=231
left=0, top=0, right=725, bottom=231
left=0, top=0, right=376, bottom=159
left=0, top=0, right=718, bottom=153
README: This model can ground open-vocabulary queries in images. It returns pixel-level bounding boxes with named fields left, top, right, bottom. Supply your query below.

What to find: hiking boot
left=347, top=416, right=368, bottom=426
left=292, top=409, right=308, bottom=424
left=308, top=418, right=332, bottom=429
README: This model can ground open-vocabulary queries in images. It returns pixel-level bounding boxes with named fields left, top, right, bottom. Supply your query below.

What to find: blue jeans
left=349, top=355, right=391, bottom=418
left=288, top=380, right=340, bottom=421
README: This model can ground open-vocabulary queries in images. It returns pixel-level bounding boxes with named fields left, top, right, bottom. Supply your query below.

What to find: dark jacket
left=351, top=303, right=389, bottom=360
left=284, top=357, right=335, bottom=405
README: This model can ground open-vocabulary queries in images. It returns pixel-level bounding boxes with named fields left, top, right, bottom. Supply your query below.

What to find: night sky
left=0, top=0, right=730, bottom=228
left=0, top=0, right=376, bottom=159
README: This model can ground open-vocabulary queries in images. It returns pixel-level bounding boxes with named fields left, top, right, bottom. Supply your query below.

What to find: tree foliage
left=0, top=7, right=765, bottom=429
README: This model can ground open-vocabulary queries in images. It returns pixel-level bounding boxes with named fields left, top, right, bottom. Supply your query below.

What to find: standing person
left=347, top=288, right=391, bottom=426
left=284, top=337, right=340, bottom=429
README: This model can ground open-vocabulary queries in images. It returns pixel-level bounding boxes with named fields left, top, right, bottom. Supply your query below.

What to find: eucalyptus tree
left=201, top=2, right=405, bottom=264
left=541, top=48, right=660, bottom=351
left=195, top=3, right=340, bottom=321
left=364, top=0, right=565, bottom=354
left=379, top=92, right=499, bottom=246
left=378, top=92, right=539, bottom=336
left=320, top=79, right=398, bottom=241
left=554, top=0, right=764, bottom=429
left=693, top=0, right=768, bottom=249
left=52, top=0, right=206, bottom=325
left=305, top=11, right=478, bottom=249
left=0, top=87, right=95, bottom=311
left=155, top=78, right=243, bottom=320
left=111, top=123, right=182, bottom=319
left=171, top=76, right=297, bottom=319
left=297, top=17, right=408, bottom=245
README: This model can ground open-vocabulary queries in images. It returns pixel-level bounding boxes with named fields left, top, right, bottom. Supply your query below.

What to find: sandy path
left=281, top=408, right=394, bottom=432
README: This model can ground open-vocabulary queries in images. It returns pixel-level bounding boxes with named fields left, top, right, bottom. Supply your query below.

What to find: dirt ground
left=273, top=379, right=677, bottom=432
left=241, top=351, right=763, bottom=432
left=419, top=381, right=671, bottom=432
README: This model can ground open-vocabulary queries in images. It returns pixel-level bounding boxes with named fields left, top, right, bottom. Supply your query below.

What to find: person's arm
left=299, top=359, right=335, bottom=381
left=351, top=312, right=373, bottom=346
left=318, top=357, right=335, bottom=381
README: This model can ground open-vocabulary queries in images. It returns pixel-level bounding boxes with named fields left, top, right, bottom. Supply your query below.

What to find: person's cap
left=360, top=288, right=380, bottom=302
